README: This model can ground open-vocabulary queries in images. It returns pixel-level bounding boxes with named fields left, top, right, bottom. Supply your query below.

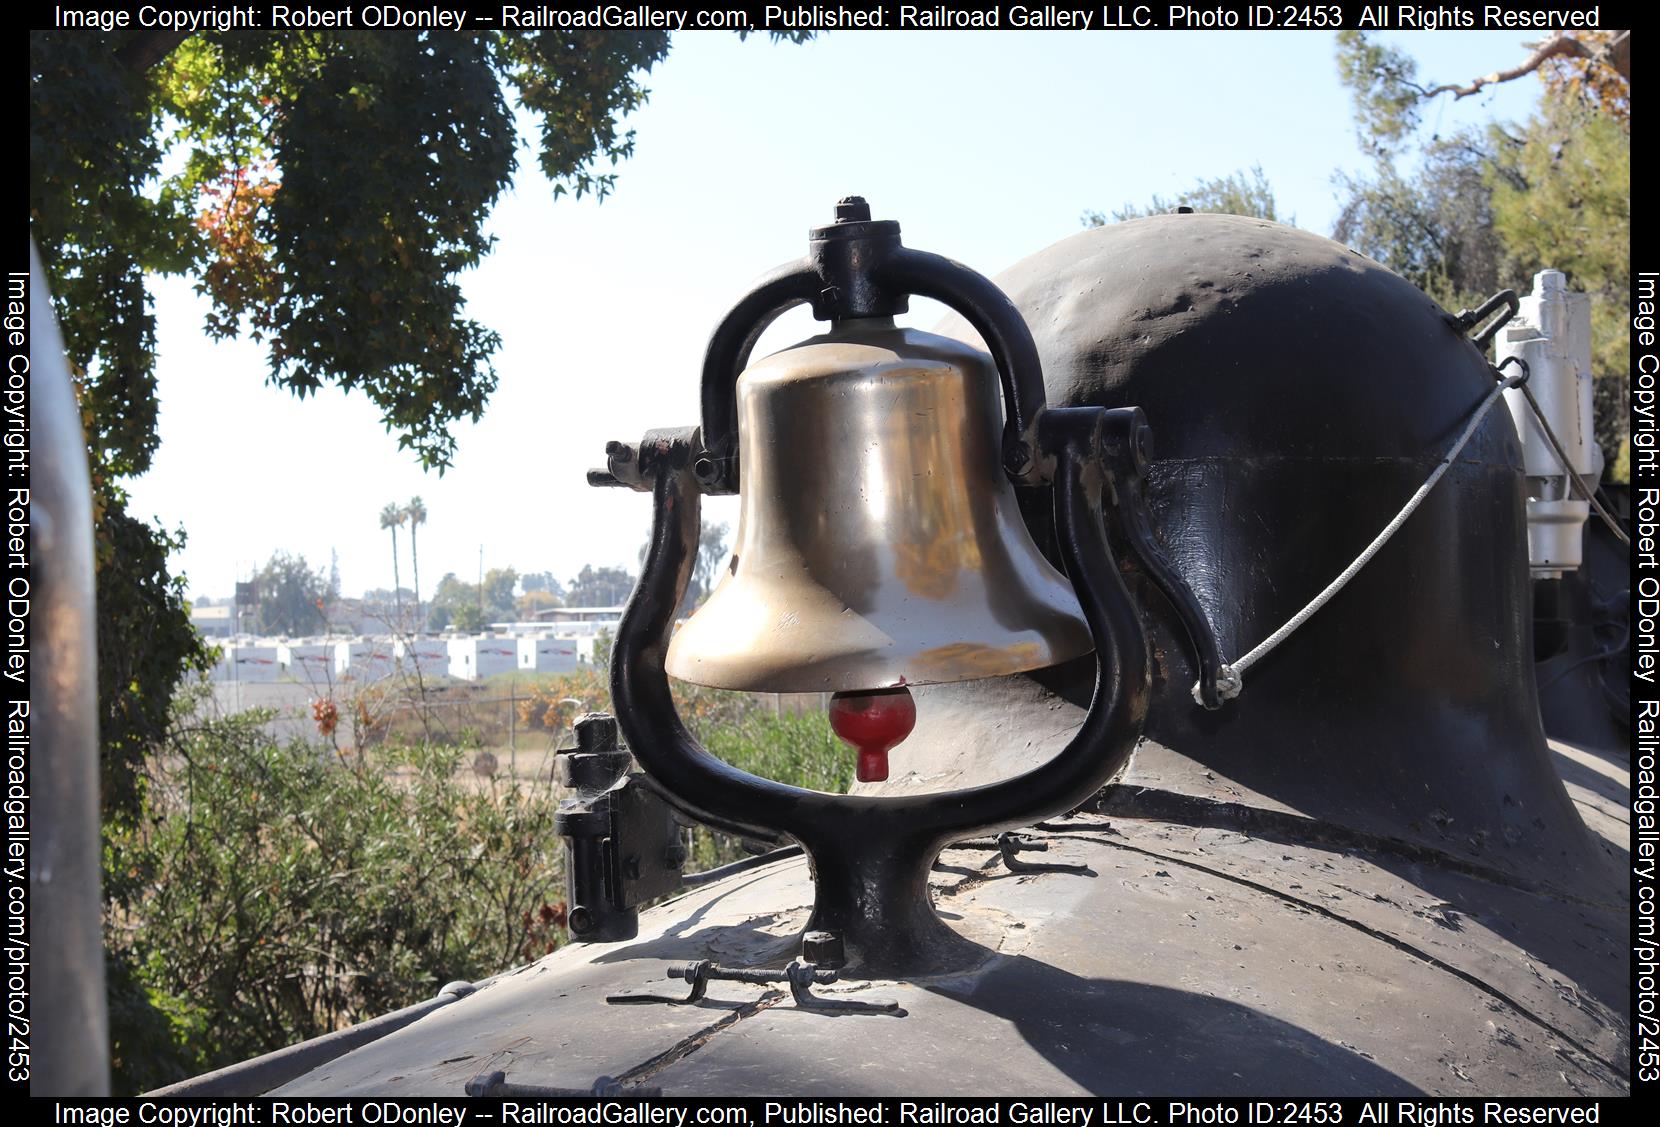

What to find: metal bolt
left=834, top=196, right=871, bottom=222
left=801, top=930, right=846, bottom=969
left=574, top=713, right=619, bottom=754
left=1003, top=439, right=1032, bottom=477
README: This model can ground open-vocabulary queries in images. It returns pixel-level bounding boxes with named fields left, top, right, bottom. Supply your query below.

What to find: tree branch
left=1422, top=31, right=1629, bottom=100
left=116, top=30, right=190, bottom=71
left=1605, top=30, right=1631, bottom=82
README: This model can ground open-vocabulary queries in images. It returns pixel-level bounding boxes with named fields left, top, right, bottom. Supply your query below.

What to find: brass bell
left=665, top=316, right=1092, bottom=694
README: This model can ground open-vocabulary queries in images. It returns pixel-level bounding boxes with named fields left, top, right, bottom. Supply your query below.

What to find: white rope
left=1194, top=371, right=1527, bottom=705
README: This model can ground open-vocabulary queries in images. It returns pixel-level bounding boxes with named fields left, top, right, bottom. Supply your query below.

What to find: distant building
left=447, top=636, right=520, bottom=681
left=518, top=635, right=579, bottom=674
left=533, top=605, right=626, bottom=626
left=279, top=642, right=336, bottom=685
left=335, top=638, right=395, bottom=682
left=221, top=643, right=281, bottom=683
left=191, top=604, right=235, bottom=637
left=396, top=638, right=450, bottom=679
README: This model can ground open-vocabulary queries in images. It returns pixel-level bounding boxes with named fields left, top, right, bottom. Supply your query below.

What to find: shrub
left=107, top=677, right=851, bottom=1091
left=106, top=701, right=563, bottom=1091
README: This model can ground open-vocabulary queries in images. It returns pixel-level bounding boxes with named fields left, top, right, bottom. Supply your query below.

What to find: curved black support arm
left=1116, top=490, right=1225, bottom=709
left=697, top=261, right=821, bottom=495
left=914, top=406, right=1151, bottom=833
left=1098, top=417, right=1224, bottom=710
left=609, top=458, right=785, bottom=843
left=610, top=416, right=1150, bottom=973
left=878, top=247, right=1050, bottom=483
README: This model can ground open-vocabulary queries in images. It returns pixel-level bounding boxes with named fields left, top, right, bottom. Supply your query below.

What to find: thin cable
left=1195, top=371, right=1526, bottom=705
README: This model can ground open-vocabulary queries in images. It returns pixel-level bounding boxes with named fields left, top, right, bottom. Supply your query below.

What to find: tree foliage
left=1487, top=94, right=1630, bottom=380
left=30, top=30, right=685, bottom=470
left=1334, top=30, right=1629, bottom=158
left=31, top=35, right=176, bottom=483
left=481, top=566, right=520, bottom=621
left=405, top=496, right=427, bottom=630
left=427, top=567, right=519, bottom=630
left=1085, top=164, right=1282, bottom=227
left=378, top=501, right=406, bottom=624
left=427, top=572, right=473, bottom=631
left=1333, top=33, right=1630, bottom=475
left=31, top=27, right=750, bottom=815
left=520, top=571, right=566, bottom=600
left=1334, top=30, right=1431, bottom=158
left=567, top=563, right=636, bottom=608
left=30, top=27, right=807, bottom=1088
left=107, top=702, right=564, bottom=1090
left=1489, top=93, right=1631, bottom=472
left=31, top=29, right=809, bottom=472
left=516, top=588, right=561, bottom=620
left=1332, top=132, right=1509, bottom=305
left=251, top=550, right=335, bottom=636
left=94, top=501, right=211, bottom=823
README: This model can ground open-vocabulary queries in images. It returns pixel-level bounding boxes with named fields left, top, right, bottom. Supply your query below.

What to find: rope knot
left=1192, top=664, right=1241, bottom=706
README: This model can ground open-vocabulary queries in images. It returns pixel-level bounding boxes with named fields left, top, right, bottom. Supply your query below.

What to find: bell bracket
left=589, top=200, right=1228, bottom=974
left=604, top=408, right=1151, bottom=976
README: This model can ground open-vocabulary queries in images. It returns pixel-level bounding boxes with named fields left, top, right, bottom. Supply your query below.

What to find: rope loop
left=1192, top=664, right=1242, bottom=706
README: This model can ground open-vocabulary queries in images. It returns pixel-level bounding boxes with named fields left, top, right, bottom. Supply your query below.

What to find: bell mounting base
left=801, top=830, right=982, bottom=977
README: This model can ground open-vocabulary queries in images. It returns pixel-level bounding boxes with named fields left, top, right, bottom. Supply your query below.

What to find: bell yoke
left=589, top=199, right=1221, bottom=975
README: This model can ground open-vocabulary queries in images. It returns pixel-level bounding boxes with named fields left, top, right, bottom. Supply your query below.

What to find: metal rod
left=29, top=243, right=110, bottom=1096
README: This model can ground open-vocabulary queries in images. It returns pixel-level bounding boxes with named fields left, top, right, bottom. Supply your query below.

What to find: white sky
left=122, top=30, right=1543, bottom=601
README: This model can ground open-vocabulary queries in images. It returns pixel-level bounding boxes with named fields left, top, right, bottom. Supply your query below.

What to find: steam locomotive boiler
left=138, top=203, right=1627, bottom=1098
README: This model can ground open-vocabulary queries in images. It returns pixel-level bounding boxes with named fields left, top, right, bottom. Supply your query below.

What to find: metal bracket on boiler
left=465, top=1070, right=662, bottom=1098
left=555, top=713, right=687, bottom=943
left=606, top=959, right=903, bottom=1016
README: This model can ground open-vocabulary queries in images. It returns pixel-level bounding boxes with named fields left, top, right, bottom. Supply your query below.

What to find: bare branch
left=1604, top=30, right=1631, bottom=82
left=1422, top=31, right=1628, bottom=100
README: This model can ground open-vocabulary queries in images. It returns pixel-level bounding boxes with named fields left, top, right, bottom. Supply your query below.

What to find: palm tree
left=405, top=496, right=427, bottom=633
left=379, top=502, right=407, bottom=627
